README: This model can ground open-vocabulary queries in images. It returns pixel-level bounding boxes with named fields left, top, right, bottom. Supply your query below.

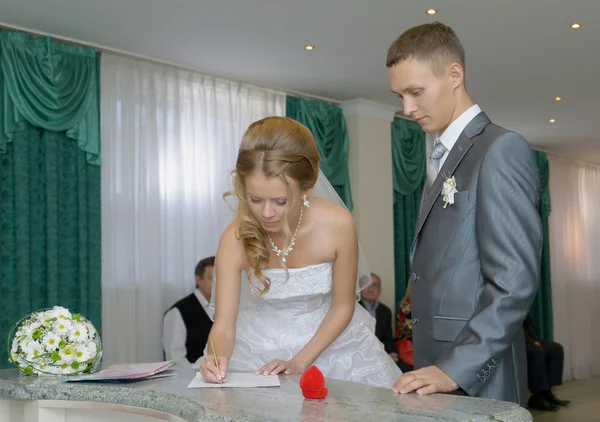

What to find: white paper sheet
left=187, top=372, right=281, bottom=388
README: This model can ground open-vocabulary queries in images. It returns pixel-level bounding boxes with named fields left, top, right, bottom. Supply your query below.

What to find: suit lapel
left=414, top=133, right=473, bottom=237
left=412, top=112, right=491, bottom=244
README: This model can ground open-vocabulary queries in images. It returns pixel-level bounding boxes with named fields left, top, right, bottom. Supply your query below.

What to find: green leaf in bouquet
left=32, top=329, right=42, bottom=340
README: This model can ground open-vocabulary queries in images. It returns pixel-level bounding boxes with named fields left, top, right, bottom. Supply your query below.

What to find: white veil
left=310, top=169, right=373, bottom=295
left=207, top=169, right=372, bottom=320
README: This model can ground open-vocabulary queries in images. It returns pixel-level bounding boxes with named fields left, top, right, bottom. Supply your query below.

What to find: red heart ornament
left=300, top=366, right=328, bottom=399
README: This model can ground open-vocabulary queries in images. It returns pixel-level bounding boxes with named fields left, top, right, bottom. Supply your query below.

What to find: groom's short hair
left=386, top=22, right=466, bottom=77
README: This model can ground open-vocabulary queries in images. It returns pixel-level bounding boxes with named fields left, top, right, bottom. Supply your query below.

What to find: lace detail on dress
left=248, top=261, right=333, bottom=300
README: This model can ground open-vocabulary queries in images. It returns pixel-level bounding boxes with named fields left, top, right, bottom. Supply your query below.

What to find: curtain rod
left=0, top=21, right=342, bottom=107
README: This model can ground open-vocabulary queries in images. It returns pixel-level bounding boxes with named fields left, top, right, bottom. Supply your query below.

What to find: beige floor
left=531, top=376, right=600, bottom=422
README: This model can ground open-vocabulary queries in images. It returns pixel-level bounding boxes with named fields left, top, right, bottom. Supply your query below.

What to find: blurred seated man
left=163, top=256, right=214, bottom=363
left=524, top=313, right=570, bottom=411
left=359, top=273, right=399, bottom=364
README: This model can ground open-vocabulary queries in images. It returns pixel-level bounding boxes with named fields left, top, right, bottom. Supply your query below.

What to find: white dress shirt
left=162, top=289, right=210, bottom=362
left=436, top=104, right=482, bottom=169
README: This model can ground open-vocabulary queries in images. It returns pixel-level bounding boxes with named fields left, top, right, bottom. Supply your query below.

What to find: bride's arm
left=200, top=222, right=244, bottom=381
left=293, top=210, right=359, bottom=371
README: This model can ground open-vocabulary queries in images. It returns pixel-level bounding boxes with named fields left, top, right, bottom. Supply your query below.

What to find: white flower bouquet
left=7, top=306, right=102, bottom=376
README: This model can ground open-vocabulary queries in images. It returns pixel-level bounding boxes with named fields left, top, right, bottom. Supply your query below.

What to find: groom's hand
left=392, top=365, right=458, bottom=395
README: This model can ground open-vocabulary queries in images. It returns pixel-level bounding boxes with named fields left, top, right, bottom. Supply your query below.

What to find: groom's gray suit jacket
left=410, top=112, right=542, bottom=405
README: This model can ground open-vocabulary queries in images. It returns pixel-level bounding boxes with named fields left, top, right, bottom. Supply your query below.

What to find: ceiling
left=1, top=0, right=599, bottom=164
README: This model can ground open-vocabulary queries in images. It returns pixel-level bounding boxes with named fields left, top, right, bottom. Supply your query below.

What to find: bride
left=199, top=116, right=402, bottom=388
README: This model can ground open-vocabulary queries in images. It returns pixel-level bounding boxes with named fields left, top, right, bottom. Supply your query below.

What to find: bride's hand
left=256, top=358, right=307, bottom=376
left=200, top=355, right=229, bottom=383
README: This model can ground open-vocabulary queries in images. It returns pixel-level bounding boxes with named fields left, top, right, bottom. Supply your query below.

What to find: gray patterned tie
left=426, top=139, right=447, bottom=192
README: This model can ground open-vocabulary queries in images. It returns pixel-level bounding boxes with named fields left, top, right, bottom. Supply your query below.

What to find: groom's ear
left=448, top=62, right=464, bottom=89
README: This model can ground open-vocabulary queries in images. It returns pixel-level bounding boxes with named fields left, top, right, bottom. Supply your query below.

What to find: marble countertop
left=0, top=366, right=532, bottom=421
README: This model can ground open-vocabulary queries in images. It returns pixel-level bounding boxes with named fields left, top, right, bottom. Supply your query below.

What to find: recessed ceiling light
left=555, top=96, right=562, bottom=101
left=549, top=118, right=556, bottom=123
left=571, top=23, right=582, bottom=29
left=426, top=8, right=437, bottom=15
left=304, top=45, right=315, bottom=51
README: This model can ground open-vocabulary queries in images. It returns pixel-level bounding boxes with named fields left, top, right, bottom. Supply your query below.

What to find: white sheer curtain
left=548, top=155, right=600, bottom=380
left=100, top=53, right=286, bottom=365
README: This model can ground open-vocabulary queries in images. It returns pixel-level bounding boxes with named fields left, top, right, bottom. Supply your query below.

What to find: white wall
left=343, top=99, right=400, bottom=314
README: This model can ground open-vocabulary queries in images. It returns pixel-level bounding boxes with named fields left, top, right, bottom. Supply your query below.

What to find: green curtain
left=0, top=31, right=101, bottom=369
left=286, top=96, right=353, bottom=210
left=0, top=30, right=100, bottom=165
left=391, top=118, right=426, bottom=307
left=530, top=151, right=553, bottom=340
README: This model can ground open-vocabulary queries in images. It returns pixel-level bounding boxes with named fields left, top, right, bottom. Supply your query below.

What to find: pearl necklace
left=266, top=206, right=303, bottom=264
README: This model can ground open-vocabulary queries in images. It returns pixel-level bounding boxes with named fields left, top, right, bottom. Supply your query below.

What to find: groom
left=387, top=22, right=542, bottom=405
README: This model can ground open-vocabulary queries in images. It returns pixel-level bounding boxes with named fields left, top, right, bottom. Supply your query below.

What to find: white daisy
left=59, top=344, right=76, bottom=362
left=40, top=313, right=55, bottom=328
left=19, top=336, right=35, bottom=351
left=74, top=345, right=92, bottom=362
left=51, top=306, right=72, bottom=320
left=86, top=340, right=98, bottom=356
left=68, top=323, right=89, bottom=343
left=22, top=321, right=41, bottom=337
left=42, top=333, right=61, bottom=351
left=23, top=340, right=43, bottom=361
left=54, top=319, right=72, bottom=335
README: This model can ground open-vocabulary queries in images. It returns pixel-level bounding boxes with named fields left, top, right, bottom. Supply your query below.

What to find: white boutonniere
left=441, top=173, right=458, bottom=208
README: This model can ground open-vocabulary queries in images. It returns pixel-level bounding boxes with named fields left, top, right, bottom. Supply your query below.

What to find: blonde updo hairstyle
left=227, top=116, right=320, bottom=294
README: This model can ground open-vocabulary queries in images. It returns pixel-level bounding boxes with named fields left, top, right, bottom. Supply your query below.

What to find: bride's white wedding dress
left=227, top=261, right=403, bottom=388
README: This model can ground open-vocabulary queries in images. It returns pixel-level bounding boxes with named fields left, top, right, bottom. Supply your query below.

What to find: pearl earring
left=303, top=194, right=310, bottom=208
